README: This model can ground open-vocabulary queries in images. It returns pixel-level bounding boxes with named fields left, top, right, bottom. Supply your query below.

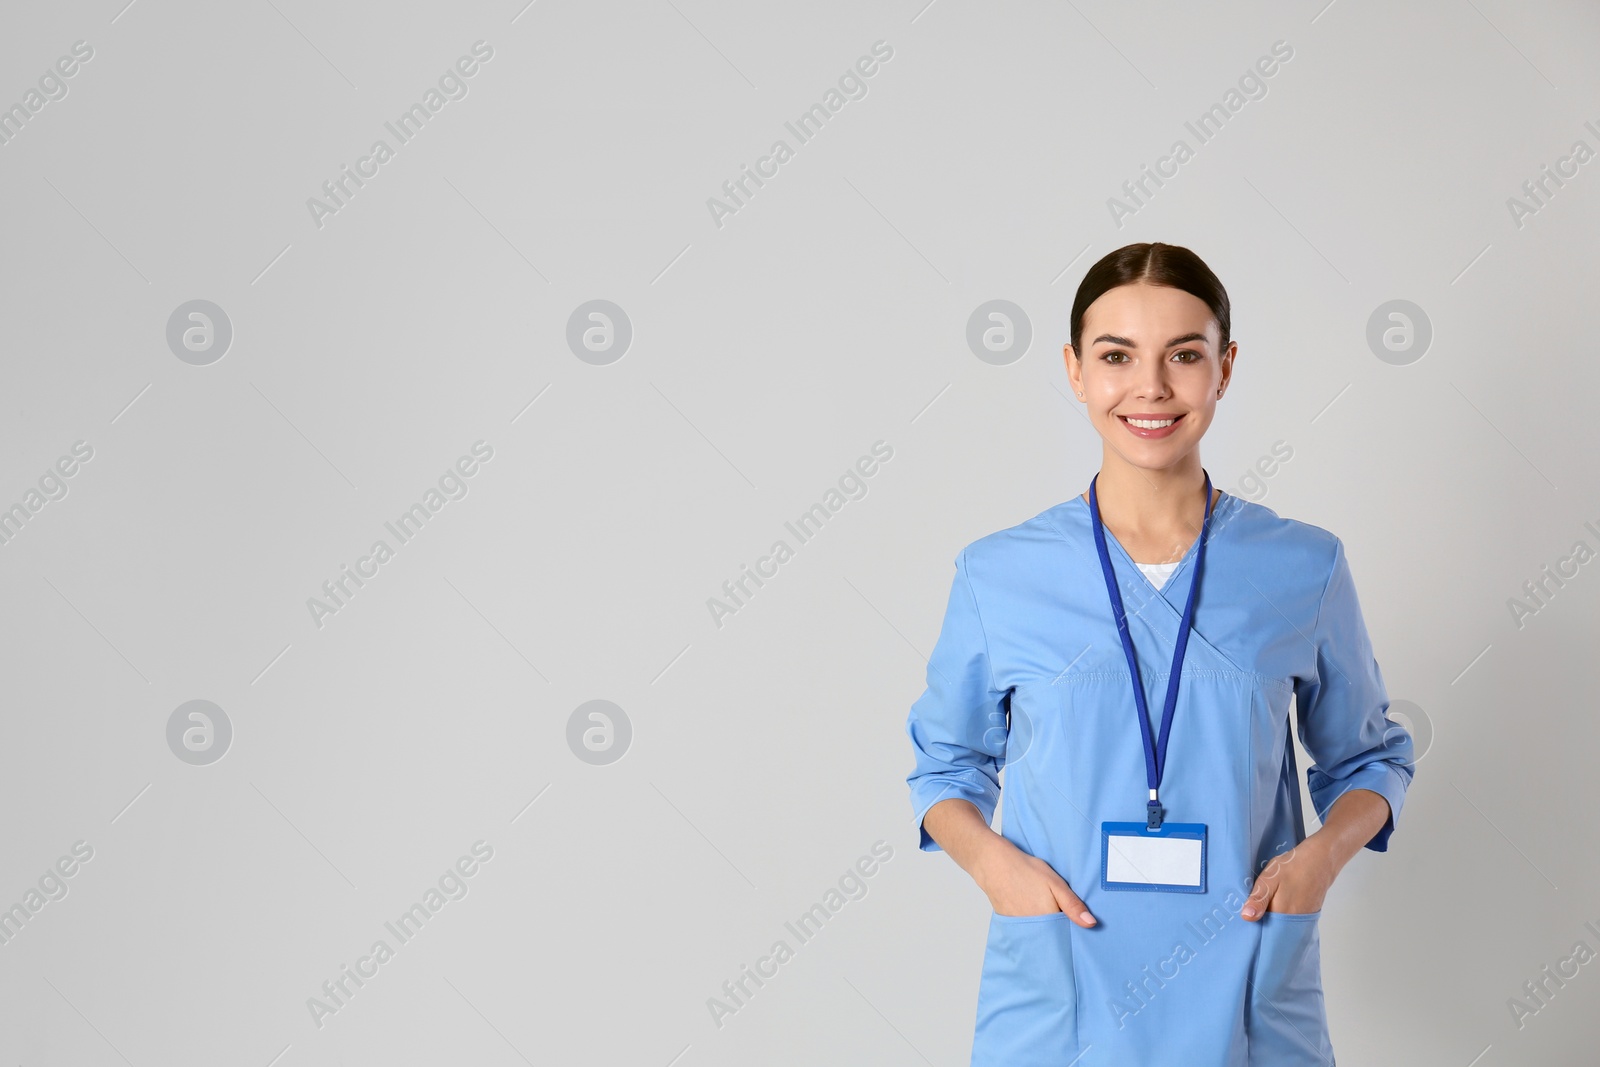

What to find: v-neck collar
left=1071, top=490, right=1229, bottom=599
left=1046, top=490, right=1245, bottom=673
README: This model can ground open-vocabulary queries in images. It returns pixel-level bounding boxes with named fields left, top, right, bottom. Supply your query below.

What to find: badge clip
left=1147, top=799, right=1164, bottom=831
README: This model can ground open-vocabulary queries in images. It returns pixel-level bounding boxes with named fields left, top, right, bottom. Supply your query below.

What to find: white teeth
left=1126, top=417, right=1177, bottom=429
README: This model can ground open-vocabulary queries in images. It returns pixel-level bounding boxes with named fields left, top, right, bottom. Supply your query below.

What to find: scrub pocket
left=1247, top=909, right=1335, bottom=1065
left=971, top=911, right=1078, bottom=1067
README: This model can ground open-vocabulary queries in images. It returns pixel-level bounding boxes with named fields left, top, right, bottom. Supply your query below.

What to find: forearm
left=922, top=797, right=1013, bottom=880
left=1304, top=787, right=1391, bottom=874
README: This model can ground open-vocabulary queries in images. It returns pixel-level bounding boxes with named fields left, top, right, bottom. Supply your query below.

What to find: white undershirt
left=1136, top=560, right=1181, bottom=588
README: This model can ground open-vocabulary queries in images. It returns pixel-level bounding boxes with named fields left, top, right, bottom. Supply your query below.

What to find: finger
left=1240, top=878, right=1274, bottom=921
left=1051, top=882, right=1096, bottom=927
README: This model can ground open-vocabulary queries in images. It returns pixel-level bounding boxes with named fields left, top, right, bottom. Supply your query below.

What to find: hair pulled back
left=1069, top=242, right=1230, bottom=359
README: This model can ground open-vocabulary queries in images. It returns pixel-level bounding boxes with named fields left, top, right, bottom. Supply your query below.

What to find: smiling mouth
left=1118, top=414, right=1183, bottom=429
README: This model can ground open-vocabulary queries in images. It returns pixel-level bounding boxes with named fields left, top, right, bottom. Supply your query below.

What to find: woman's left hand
left=1240, top=837, right=1336, bottom=919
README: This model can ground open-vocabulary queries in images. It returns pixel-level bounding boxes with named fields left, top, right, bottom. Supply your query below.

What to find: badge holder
left=1101, top=819, right=1207, bottom=893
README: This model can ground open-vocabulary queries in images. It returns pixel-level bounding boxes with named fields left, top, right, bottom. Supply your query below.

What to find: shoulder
left=947, top=499, right=1085, bottom=590
left=960, top=499, right=1075, bottom=555
left=1217, top=496, right=1346, bottom=589
left=1218, top=495, right=1338, bottom=546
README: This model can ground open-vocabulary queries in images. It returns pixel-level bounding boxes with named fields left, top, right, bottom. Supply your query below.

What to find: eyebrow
left=1091, top=332, right=1210, bottom=349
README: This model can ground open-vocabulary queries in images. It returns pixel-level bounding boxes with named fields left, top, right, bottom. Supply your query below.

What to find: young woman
left=905, top=242, right=1415, bottom=1065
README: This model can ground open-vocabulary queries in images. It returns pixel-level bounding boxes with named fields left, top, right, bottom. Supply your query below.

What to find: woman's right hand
left=920, top=798, right=1096, bottom=928
left=976, top=840, right=1096, bottom=927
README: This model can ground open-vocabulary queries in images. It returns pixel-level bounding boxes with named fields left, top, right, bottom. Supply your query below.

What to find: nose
left=1134, top=357, right=1170, bottom=401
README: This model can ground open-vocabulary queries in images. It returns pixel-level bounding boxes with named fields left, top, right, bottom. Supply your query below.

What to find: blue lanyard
left=1088, top=471, right=1216, bottom=831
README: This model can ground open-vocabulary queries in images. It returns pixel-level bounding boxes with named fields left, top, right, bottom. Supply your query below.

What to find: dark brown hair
left=1069, top=242, right=1231, bottom=360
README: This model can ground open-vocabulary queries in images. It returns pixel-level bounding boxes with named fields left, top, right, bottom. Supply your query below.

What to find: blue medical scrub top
left=905, top=491, right=1416, bottom=1066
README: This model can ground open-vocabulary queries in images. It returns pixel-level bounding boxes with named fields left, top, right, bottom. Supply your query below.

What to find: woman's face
left=1064, top=281, right=1235, bottom=470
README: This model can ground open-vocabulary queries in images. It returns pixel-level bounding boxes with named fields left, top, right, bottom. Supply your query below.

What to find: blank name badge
left=1101, top=821, right=1207, bottom=893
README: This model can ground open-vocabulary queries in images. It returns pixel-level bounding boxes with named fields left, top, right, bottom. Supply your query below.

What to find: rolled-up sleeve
left=1293, top=536, right=1416, bottom=853
left=905, top=549, right=1011, bottom=852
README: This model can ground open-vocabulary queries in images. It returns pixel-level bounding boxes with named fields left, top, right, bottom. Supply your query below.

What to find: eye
left=1099, top=351, right=1130, bottom=364
left=1171, top=349, right=1203, bottom=363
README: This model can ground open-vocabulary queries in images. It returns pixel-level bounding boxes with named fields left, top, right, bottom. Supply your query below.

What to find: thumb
left=1051, top=881, right=1096, bottom=927
left=1241, top=873, right=1275, bottom=921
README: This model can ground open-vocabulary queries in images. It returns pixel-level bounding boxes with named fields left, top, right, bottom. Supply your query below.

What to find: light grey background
left=1, top=1, right=1596, bottom=1064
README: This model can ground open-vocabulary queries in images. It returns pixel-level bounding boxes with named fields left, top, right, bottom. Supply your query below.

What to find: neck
left=1081, top=453, right=1213, bottom=549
